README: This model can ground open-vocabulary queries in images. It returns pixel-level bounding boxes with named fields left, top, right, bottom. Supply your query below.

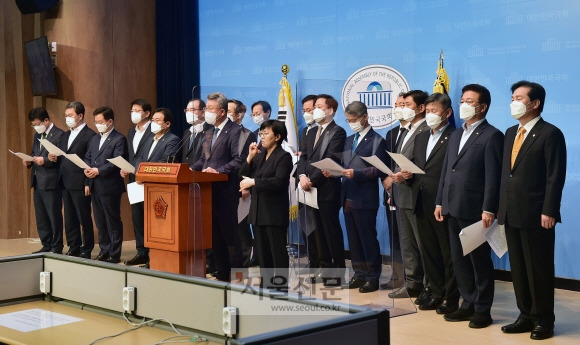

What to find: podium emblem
left=153, top=196, right=169, bottom=219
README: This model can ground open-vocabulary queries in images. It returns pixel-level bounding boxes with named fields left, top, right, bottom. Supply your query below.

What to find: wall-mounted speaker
left=15, top=0, right=59, bottom=14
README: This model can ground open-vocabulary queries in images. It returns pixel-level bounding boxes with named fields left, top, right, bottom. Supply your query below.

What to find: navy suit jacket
left=29, top=125, right=65, bottom=190
left=135, top=131, right=181, bottom=166
left=181, top=122, right=213, bottom=165
left=127, top=124, right=153, bottom=182
left=341, top=128, right=388, bottom=210
left=58, top=125, right=96, bottom=190
left=84, top=129, right=128, bottom=195
left=497, top=118, right=566, bottom=228
left=436, top=119, right=504, bottom=221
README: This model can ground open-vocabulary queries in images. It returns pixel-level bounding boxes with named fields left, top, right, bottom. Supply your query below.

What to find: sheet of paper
left=459, top=220, right=492, bottom=256
left=297, top=185, right=319, bottom=209
left=64, top=153, right=90, bottom=170
left=485, top=223, right=508, bottom=258
left=310, top=158, right=344, bottom=177
left=387, top=152, right=425, bottom=174
left=107, top=156, right=135, bottom=174
left=127, top=182, right=144, bottom=204
left=9, top=150, right=34, bottom=161
left=237, top=196, right=251, bottom=223
left=361, top=155, right=394, bottom=175
left=0, top=308, right=82, bottom=332
left=38, top=138, right=65, bottom=156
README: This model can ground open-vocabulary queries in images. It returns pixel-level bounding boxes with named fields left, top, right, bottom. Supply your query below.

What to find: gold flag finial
left=281, top=64, right=290, bottom=77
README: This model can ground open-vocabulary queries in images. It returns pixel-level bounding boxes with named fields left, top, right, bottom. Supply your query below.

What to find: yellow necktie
left=511, top=127, right=526, bottom=169
left=314, top=125, right=323, bottom=146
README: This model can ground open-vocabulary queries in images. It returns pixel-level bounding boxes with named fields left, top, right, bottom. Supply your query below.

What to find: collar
left=135, top=120, right=150, bottom=133
left=519, top=115, right=541, bottom=133
left=462, top=118, right=485, bottom=132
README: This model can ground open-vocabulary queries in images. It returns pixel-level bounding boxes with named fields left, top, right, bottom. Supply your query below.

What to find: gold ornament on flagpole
left=281, top=64, right=290, bottom=77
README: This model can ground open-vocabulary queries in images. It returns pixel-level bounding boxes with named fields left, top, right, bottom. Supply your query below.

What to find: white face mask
left=227, top=114, right=236, bottom=123
left=253, top=115, right=264, bottom=125
left=348, top=119, right=364, bottom=133
left=185, top=111, right=195, bottom=124
left=34, top=124, right=47, bottom=134
left=65, top=117, right=78, bottom=128
left=459, top=102, right=477, bottom=121
left=393, top=107, right=404, bottom=121
left=193, top=123, right=204, bottom=133
left=150, top=122, right=162, bottom=134
left=425, top=113, right=443, bottom=129
left=510, top=101, right=531, bottom=119
left=303, top=112, right=314, bottom=124
left=95, top=123, right=109, bottom=133
left=205, top=111, right=217, bottom=125
left=402, top=107, right=416, bottom=122
left=313, top=108, right=326, bottom=123
left=131, top=111, right=143, bottom=124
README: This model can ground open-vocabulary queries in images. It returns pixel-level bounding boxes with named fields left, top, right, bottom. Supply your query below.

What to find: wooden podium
left=136, top=163, right=227, bottom=276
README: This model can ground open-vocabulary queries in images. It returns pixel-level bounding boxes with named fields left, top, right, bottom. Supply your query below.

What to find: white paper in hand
left=459, top=221, right=491, bottom=256
left=310, top=158, right=343, bottom=176
left=127, top=182, right=144, bottom=204
left=297, top=185, right=319, bottom=209
left=485, top=223, right=508, bottom=258
left=107, top=156, right=135, bottom=174
left=9, top=150, right=34, bottom=161
left=64, top=154, right=90, bottom=169
left=361, top=155, right=394, bottom=175
left=38, top=138, right=65, bottom=156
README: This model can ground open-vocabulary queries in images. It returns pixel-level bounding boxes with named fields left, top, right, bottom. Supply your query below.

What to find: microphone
left=166, top=131, right=193, bottom=163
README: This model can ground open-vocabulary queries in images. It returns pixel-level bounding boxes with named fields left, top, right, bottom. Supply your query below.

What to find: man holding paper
left=49, top=101, right=96, bottom=258
left=497, top=81, right=566, bottom=340
left=25, top=107, right=64, bottom=254
left=435, top=84, right=503, bottom=328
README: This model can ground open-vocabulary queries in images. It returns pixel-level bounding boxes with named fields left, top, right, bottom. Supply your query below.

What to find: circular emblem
left=341, top=65, right=410, bottom=129
left=153, top=196, right=168, bottom=220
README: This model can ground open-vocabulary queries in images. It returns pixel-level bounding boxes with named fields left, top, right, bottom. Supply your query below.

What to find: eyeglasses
left=184, top=108, right=203, bottom=113
left=459, top=99, right=479, bottom=106
left=30, top=121, right=45, bottom=127
left=203, top=107, right=221, bottom=112
left=259, top=131, right=272, bottom=137
left=345, top=114, right=366, bottom=123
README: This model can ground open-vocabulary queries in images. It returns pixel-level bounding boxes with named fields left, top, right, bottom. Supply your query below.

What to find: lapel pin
left=533, top=134, right=536, bottom=137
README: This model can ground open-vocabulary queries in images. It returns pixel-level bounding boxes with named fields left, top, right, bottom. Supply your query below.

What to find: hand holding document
left=9, top=150, right=34, bottom=162
left=310, top=158, right=344, bottom=177
left=387, top=152, right=425, bottom=174
left=237, top=196, right=251, bottom=223
left=38, top=138, right=65, bottom=156
left=361, top=155, right=394, bottom=175
left=107, top=156, right=135, bottom=174
left=459, top=221, right=507, bottom=257
left=297, top=185, right=319, bottom=209
left=126, top=182, right=144, bottom=204
left=64, top=154, right=90, bottom=169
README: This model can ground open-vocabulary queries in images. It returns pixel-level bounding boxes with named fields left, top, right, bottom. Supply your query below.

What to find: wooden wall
left=0, top=0, right=156, bottom=241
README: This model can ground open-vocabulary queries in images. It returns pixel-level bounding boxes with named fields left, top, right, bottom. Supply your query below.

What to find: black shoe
left=436, top=300, right=459, bottom=315
left=469, top=312, right=493, bottom=328
left=248, top=257, right=259, bottom=267
left=32, top=248, right=50, bottom=254
left=124, top=254, right=149, bottom=266
left=380, top=278, right=403, bottom=290
left=419, top=297, right=443, bottom=311
left=388, top=286, right=421, bottom=299
left=501, top=317, right=535, bottom=333
left=359, top=280, right=379, bottom=293
left=106, top=257, right=120, bottom=264
left=444, top=307, right=474, bottom=322
left=79, top=251, right=92, bottom=259
left=94, top=253, right=108, bottom=261
left=530, top=325, right=554, bottom=340
left=342, top=277, right=366, bottom=289
left=65, top=249, right=80, bottom=257
left=323, top=277, right=342, bottom=287
left=50, top=249, right=63, bottom=254
left=414, top=287, right=432, bottom=305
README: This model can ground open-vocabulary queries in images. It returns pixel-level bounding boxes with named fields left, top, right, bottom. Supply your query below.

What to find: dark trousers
left=386, top=204, right=402, bottom=264
left=344, top=207, right=381, bottom=282
left=63, top=188, right=94, bottom=252
left=92, top=193, right=123, bottom=260
left=505, top=222, right=555, bottom=326
left=238, top=215, right=253, bottom=267
left=131, top=201, right=149, bottom=257
left=254, top=224, right=289, bottom=288
left=299, top=204, right=327, bottom=271
left=398, top=207, right=424, bottom=290
left=415, top=204, right=457, bottom=301
left=447, top=216, right=494, bottom=314
left=317, top=200, right=346, bottom=270
left=211, top=197, right=242, bottom=281
left=33, top=188, right=63, bottom=252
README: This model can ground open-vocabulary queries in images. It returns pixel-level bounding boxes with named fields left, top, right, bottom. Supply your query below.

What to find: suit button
left=452, top=169, right=455, bottom=172
left=509, top=174, right=512, bottom=178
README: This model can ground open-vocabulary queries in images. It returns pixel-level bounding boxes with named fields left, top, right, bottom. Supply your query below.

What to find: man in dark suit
left=498, top=81, right=566, bottom=340
left=389, top=90, right=430, bottom=302
left=406, top=93, right=458, bottom=314
left=338, top=101, right=389, bottom=293
left=380, top=93, right=407, bottom=291
left=297, top=94, right=346, bottom=286
left=84, top=106, right=129, bottom=263
left=192, top=92, right=245, bottom=281
left=435, top=84, right=503, bottom=328
left=25, top=107, right=64, bottom=254
left=125, top=99, right=153, bottom=266
left=49, top=101, right=96, bottom=258
left=250, top=100, right=272, bottom=143
left=181, top=98, right=212, bottom=165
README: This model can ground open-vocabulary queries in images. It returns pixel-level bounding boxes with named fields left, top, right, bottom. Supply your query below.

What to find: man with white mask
left=250, top=100, right=272, bottom=143
left=182, top=98, right=212, bottom=165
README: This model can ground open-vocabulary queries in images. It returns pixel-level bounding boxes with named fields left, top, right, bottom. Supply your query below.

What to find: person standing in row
left=182, top=98, right=212, bottom=166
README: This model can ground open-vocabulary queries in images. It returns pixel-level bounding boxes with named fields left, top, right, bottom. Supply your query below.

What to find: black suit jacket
left=239, top=145, right=293, bottom=227
left=84, top=129, right=129, bottom=194
left=181, top=122, right=213, bottom=165
left=436, top=120, right=504, bottom=220
left=127, top=124, right=153, bottom=182
left=411, top=125, right=454, bottom=214
left=29, top=125, right=65, bottom=190
left=135, top=131, right=181, bottom=166
left=497, top=118, right=566, bottom=228
left=297, top=120, right=346, bottom=203
left=58, top=125, right=96, bottom=190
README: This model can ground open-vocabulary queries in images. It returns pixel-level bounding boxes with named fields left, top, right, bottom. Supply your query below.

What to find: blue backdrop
left=197, top=0, right=580, bottom=279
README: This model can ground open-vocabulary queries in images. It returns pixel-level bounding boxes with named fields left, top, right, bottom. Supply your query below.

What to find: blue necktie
left=211, top=128, right=220, bottom=149
left=352, top=132, right=360, bottom=153
left=189, top=131, right=195, bottom=150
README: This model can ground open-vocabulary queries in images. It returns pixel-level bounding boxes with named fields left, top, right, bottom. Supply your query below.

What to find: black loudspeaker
left=15, top=0, right=58, bottom=14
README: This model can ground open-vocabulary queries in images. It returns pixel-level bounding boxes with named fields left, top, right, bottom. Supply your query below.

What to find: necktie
left=511, top=127, right=526, bottom=168
left=211, top=127, right=220, bottom=149
left=40, top=132, right=47, bottom=150
left=189, top=131, right=195, bottom=150
left=395, top=127, right=407, bottom=153
left=352, top=132, right=360, bottom=153
left=314, top=125, right=323, bottom=147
